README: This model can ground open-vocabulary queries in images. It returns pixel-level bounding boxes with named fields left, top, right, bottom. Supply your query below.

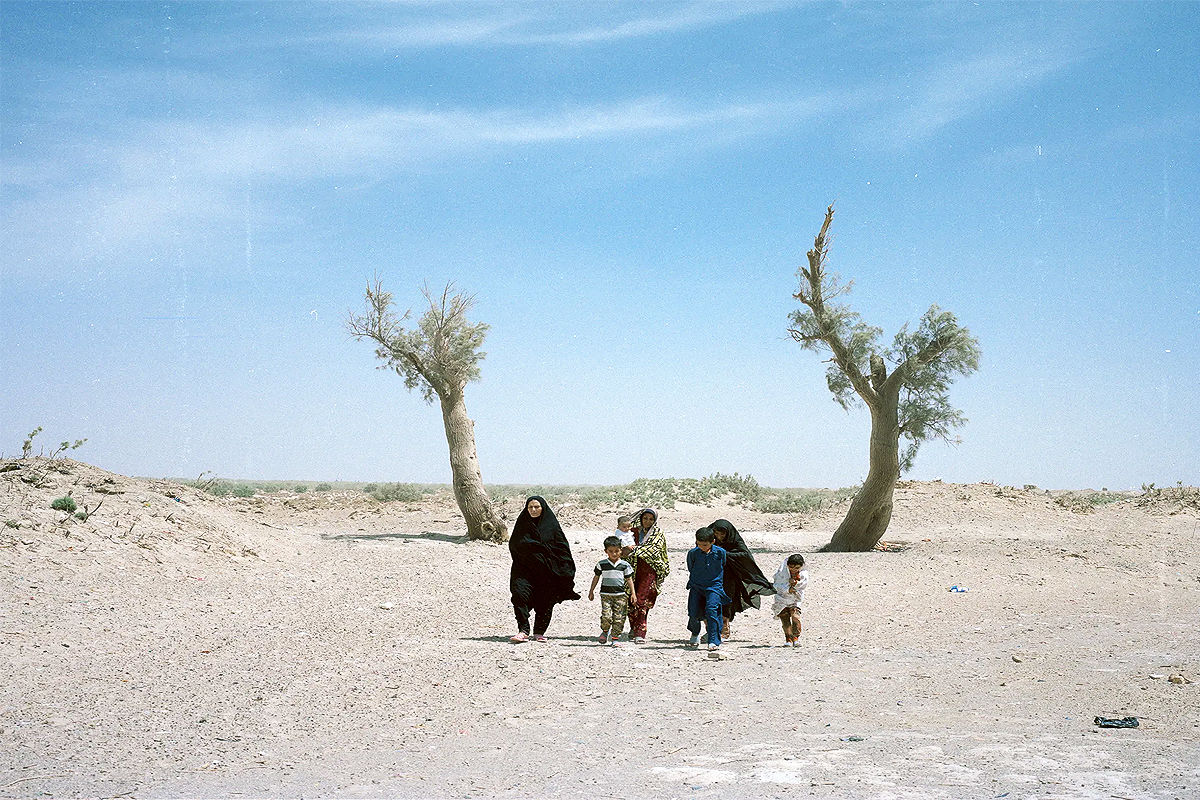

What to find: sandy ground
left=2, top=459, right=1199, bottom=799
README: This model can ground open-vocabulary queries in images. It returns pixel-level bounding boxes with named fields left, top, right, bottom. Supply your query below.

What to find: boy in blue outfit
left=686, top=526, right=730, bottom=656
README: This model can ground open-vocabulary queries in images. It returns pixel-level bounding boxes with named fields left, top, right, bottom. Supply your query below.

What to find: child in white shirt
left=772, top=553, right=809, bottom=647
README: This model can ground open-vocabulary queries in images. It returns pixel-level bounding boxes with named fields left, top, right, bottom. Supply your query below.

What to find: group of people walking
left=507, top=495, right=809, bottom=653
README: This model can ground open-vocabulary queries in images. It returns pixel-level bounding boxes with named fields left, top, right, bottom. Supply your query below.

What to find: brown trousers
left=778, top=607, right=802, bottom=640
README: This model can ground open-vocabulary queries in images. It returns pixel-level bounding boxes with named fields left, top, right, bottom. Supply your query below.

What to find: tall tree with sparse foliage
left=788, top=206, right=981, bottom=552
left=347, top=280, right=507, bottom=542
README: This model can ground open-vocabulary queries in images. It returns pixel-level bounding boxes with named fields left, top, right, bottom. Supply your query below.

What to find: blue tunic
left=686, top=545, right=730, bottom=647
left=686, top=545, right=728, bottom=592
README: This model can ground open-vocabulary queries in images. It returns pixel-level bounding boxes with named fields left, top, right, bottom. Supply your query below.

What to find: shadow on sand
left=320, top=530, right=468, bottom=545
left=458, top=634, right=693, bottom=650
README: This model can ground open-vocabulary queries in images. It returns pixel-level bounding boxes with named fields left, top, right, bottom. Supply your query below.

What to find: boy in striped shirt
left=588, top=535, right=638, bottom=645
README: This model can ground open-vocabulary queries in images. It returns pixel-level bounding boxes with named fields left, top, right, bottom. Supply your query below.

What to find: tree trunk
left=824, top=386, right=901, bottom=552
left=438, top=389, right=507, bottom=542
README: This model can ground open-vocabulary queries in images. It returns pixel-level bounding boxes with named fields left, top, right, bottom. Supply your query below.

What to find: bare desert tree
left=789, top=206, right=981, bottom=552
left=347, top=280, right=507, bottom=542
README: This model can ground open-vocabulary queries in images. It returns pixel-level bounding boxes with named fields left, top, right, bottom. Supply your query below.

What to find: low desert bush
left=1055, top=491, right=1127, bottom=513
left=755, top=486, right=858, bottom=514
left=370, top=482, right=424, bottom=503
left=50, top=496, right=78, bottom=513
left=492, top=473, right=776, bottom=512
left=231, top=484, right=255, bottom=498
left=314, top=482, right=333, bottom=492
left=294, top=485, right=308, bottom=493
left=4, top=519, right=20, bottom=529
left=17, top=426, right=86, bottom=460
left=1137, top=481, right=1200, bottom=512
left=362, top=483, right=378, bottom=494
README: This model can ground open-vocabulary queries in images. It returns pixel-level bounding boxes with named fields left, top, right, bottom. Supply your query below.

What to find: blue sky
left=2, top=1, right=1197, bottom=490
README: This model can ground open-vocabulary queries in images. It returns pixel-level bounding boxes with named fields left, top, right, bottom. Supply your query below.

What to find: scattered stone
left=1012, top=655, right=1023, bottom=663
left=1168, top=674, right=1191, bottom=685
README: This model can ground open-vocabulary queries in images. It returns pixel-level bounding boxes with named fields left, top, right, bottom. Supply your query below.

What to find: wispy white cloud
left=3, top=93, right=821, bottom=273
left=332, top=14, right=526, bottom=48
left=514, top=2, right=791, bottom=45
left=102, top=94, right=823, bottom=185
left=329, top=1, right=796, bottom=49
left=869, top=46, right=1084, bottom=149
left=3, top=26, right=1085, bottom=279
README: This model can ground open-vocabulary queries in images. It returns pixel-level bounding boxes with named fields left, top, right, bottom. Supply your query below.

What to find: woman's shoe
left=509, top=632, right=529, bottom=643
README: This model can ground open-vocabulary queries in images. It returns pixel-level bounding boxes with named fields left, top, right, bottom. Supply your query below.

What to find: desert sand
left=2, top=458, right=1198, bottom=799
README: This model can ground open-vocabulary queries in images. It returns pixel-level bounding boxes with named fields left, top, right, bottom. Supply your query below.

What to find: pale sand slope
left=2, top=459, right=1198, bottom=799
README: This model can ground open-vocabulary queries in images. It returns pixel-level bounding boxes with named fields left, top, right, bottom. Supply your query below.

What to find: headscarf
left=628, top=507, right=670, bottom=590
left=709, top=518, right=775, bottom=614
left=509, top=496, right=580, bottom=604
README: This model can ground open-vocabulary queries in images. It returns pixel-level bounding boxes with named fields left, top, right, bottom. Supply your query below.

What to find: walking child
left=685, top=527, right=730, bottom=656
left=772, top=554, right=809, bottom=647
left=588, top=535, right=637, bottom=645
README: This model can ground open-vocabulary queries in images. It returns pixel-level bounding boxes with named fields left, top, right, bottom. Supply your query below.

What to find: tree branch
left=883, top=329, right=956, bottom=395
left=347, top=278, right=437, bottom=390
left=795, top=204, right=878, bottom=408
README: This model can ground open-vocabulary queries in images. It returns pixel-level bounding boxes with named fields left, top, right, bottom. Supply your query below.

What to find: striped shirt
left=594, top=558, right=634, bottom=594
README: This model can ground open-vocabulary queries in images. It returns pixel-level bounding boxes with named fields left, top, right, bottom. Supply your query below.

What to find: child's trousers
left=779, top=606, right=802, bottom=639
left=687, top=588, right=724, bottom=648
left=599, top=593, right=629, bottom=636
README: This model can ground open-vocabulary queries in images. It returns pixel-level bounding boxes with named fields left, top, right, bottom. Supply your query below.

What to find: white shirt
left=772, top=564, right=809, bottom=614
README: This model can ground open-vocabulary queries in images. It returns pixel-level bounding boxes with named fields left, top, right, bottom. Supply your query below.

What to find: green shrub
left=294, top=485, right=308, bottom=493
left=755, top=487, right=857, bottom=514
left=1055, top=491, right=1127, bottom=513
left=4, top=519, right=19, bottom=529
left=231, top=484, right=255, bottom=498
left=50, top=496, right=78, bottom=513
left=314, top=482, right=333, bottom=492
left=74, top=511, right=89, bottom=521
left=371, top=482, right=423, bottom=502
left=362, top=483, right=378, bottom=494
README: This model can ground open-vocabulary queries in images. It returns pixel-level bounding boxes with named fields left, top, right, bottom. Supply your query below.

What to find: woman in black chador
left=508, top=496, right=579, bottom=642
left=709, top=518, right=775, bottom=639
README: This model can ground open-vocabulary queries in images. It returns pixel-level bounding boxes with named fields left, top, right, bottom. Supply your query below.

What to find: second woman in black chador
left=709, top=518, right=775, bottom=639
left=508, top=495, right=579, bottom=642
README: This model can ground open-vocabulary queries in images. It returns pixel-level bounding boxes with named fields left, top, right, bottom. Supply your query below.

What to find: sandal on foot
left=534, top=634, right=549, bottom=642
left=510, top=632, right=529, bottom=643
